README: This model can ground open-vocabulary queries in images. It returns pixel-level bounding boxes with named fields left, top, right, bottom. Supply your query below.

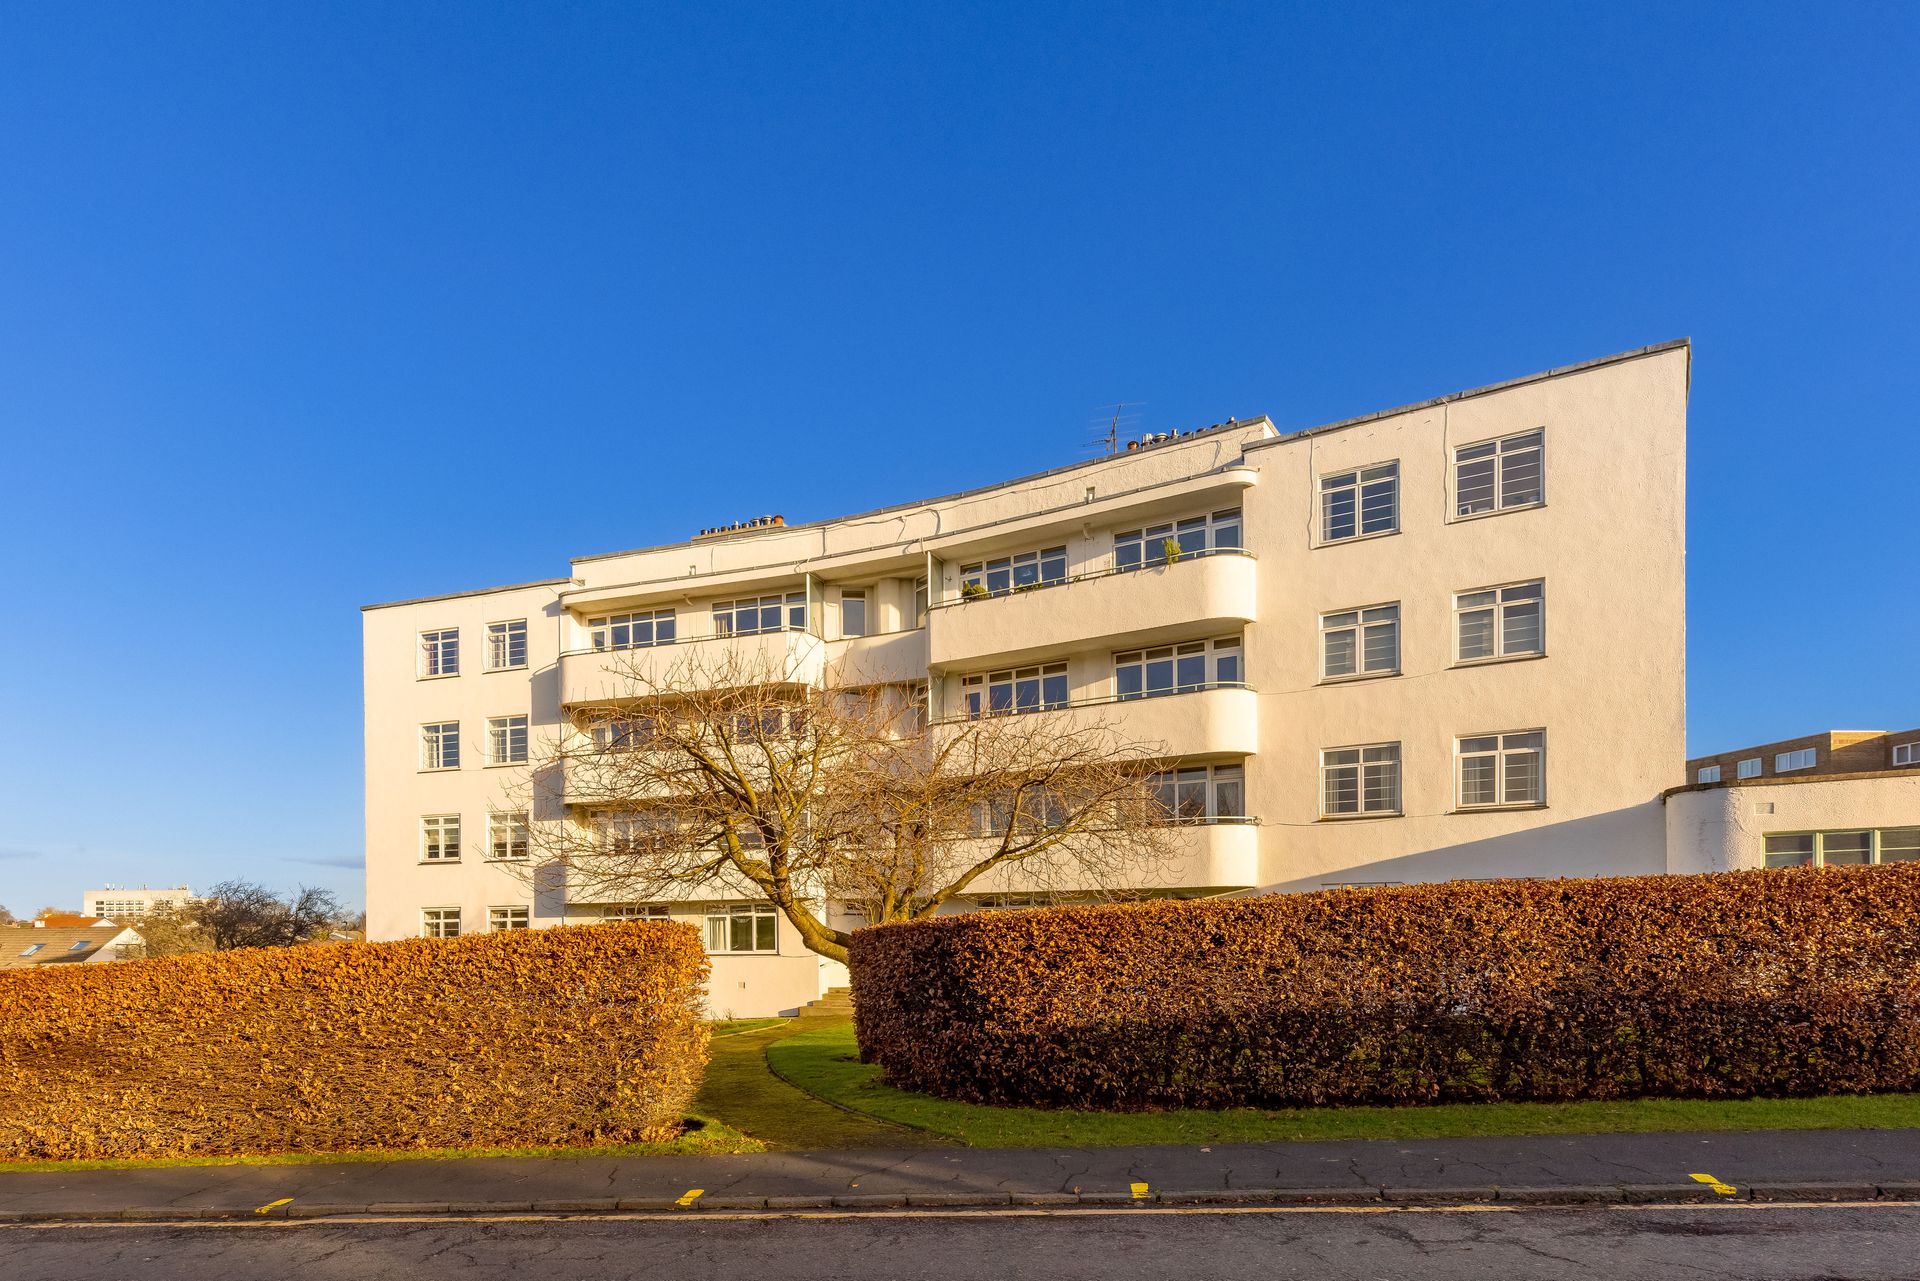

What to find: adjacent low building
left=0, top=924, right=145, bottom=971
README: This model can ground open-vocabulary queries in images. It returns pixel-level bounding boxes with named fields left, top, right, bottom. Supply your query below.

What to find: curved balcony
left=928, top=550, right=1257, bottom=670
left=561, top=629, right=826, bottom=706
left=825, top=628, right=930, bottom=688
left=959, top=820, right=1261, bottom=897
left=934, top=684, right=1258, bottom=761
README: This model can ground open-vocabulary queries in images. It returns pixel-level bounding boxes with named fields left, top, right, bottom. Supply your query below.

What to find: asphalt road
left=5, top=1203, right=1920, bottom=1280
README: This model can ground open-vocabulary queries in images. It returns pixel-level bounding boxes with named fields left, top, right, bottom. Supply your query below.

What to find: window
left=961, top=664, right=1069, bottom=717
left=1894, top=742, right=1919, bottom=767
left=601, top=903, right=671, bottom=922
left=1115, top=637, right=1241, bottom=698
left=1453, top=430, right=1544, bottom=517
left=20, top=943, right=43, bottom=957
left=1455, top=581, right=1544, bottom=662
left=1114, top=509, right=1242, bottom=571
left=488, top=906, right=530, bottom=931
left=1319, top=464, right=1398, bottom=543
left=1697, top=765, right=1722, bottom=784
left=1884, top=829, right=1920, bottom=862
left=1321, top=605, right=1399, bottom=679
left=961, top=546, right=1067, bottom=597
left=596, top=810, right=678, bottom=856
left=705, top=904, right=778, bottom=953
left=840, top=589, right=868, bottom=638
left=488, top=810, right=529, bottom=861
left=1322, top=744, right=1401, bottom=817
left=422, top=907, right=461, bottom=939
left=1736, top=757, right=1762, bottom=779
left=421, top=721, right=460, bottom=770
left=67, top=939, right=90, bottom=951
left=913, top=577, right=929, bottom=627
left=485, top=620, right=528, bottom=670
left=1148, top=764, right=1247, bottom=822
left=419, top=628, right=459, bottom=677
left=713, top=593, right=805, bottom=637
left=590, top=609, right=675, bottom=652
left=1457, top=731, right=1545, bottom=808
left=487, top=715, right=529, bottom=765
left=421, top=814, right=462, bottom=862
left=1775, top=748, right=1817, bottom=773
left=592, top=715, right=655, bottom=751
left=1767, top=828, right=1920, bottom=868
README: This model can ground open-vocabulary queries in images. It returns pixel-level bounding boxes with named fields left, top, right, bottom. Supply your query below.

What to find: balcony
left=928, top=550, right=1257, bottom=670
left=933, top=684, right=1258, bottom=761
left=960, top=820, right=1261, bottom=897
left=561, top=629, right=827, bottom=705
left=825, top=628, right=930, bottom=688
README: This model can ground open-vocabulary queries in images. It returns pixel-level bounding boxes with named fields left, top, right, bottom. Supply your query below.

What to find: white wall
left=1666, top=775, right=1920, bottom=873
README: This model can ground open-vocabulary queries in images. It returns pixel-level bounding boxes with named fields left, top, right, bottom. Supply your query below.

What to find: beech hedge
left=0, top=921, right=709, bottom=1159
left=849, top=867, right=1920, bottom=1110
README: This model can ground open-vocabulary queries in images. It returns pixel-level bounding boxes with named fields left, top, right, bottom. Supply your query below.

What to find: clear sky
left=1, top=2, right=1915, bottom=915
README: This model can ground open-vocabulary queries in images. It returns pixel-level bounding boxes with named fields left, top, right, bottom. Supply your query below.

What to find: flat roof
left=362, top=578, right=572, bottom=613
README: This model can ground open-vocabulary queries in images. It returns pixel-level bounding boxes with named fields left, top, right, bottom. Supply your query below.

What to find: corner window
left=1455, top=581, right=1544, bottom=662
left=487, top=714, right=529, bottom=765
left=421, top=721, right=461, bottom=770
left=961, top=664, right=1068, bottom=718
left=422, top=907, right=461, bottom=939
left=590, top=609, right=675, bottom=651
left=705, top=904, right=778, bottom=954
left=961, top=546, right=1067, bottom=597
left=419, top=629, right=459, bottom=677
left=1775, top=748, right=1817, bottom=773
left=1453, top=430, right=1544, bottom=517
left=1895, top=742, right=1919, bottom=766
left=421, top=814, right=462, bottom=862
left=713, top=593, right=805, bottom=637
left=1322, top=744, right=1401, bottom=817
left=1114, top=509, right=1241, bottom=571
left=488, top=810, right=530, bottom=861
left=488, top=906, right=530, bottom=932
left=1736, top=757, right=1762, bottom=779
left=1149, top=764, right=1246, bottom=821
left=1319, top=464, right=1398, bottom=543
left=1697, top=765, right=1722, bottom=784
left=485, top=620, right=528, bottom=671
left=1114, top=637, right=1240, bottom=698
left=840, top=589, right=868, bottom=638
left=1457, top=731, right=1545, bottom=808
left=1321, top=605, right=1399, bottom=679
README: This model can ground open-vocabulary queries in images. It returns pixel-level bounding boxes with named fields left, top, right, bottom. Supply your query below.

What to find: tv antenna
left=1087, top=402, right=1144, bottom=456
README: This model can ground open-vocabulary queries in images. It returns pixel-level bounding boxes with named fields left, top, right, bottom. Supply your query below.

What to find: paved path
left=3, top=1128, right=1917, bottom=1218
left=6, top=1202, right=1920, bottom=1280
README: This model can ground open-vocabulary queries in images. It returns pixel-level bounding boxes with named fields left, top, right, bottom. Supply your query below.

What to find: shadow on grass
left=693, top=1020, right=946, bottom=1150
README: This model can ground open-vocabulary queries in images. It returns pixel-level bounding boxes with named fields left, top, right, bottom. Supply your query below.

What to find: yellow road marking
left=676, top=1188, right=704, bottom=1208
left=1690, top=1172, right=1738, bottom=1196
left=253, top=1198, right=294, bottom=1215
left=1130, top=1182, right=1150, bottom=1200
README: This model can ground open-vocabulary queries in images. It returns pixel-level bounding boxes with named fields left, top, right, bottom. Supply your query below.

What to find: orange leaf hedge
left=850, top=867, right=1920, bottom=1110
left=0, top=922, right=709, bottom=1159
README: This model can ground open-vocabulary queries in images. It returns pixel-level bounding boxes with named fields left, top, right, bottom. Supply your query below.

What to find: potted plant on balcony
left=961, top=581, right=988, bottom=600
left=1161, top=537, right=1183, bottom=565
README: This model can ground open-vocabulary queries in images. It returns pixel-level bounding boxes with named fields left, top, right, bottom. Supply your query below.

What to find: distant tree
left=132, top=902, right=214, bottom=959
left=0, top=904, right=14, bottom=925
left=191, top=880, right=345, bottom=951
left=32, top=906, right=63, bottom=921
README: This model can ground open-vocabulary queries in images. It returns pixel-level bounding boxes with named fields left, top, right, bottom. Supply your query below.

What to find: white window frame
left=487, top=810, right=530, bottom=862
left=1114, top=637, right=1241, bottom=699
left=1456, top=731, right=1546, bottom=810
left=839, top=588, right=868, bottom=638
left=713, top=593, right=806, bottom=637
left=600, top=903, right=671, bottom=922
left=488, top=905, right=530, bottom=932
left=421, top=721, right=460, bottom=770
left=1736, top=757, right=1762, bottom=779
left=1454, top=580, right=1545, bottom=664
left=1775, top=747, right=1817, bottom=773
left=487, top=714, right=529, bottom=766
left=421, top=814, right=462, bottom=862
left=1320, top=604, right=1400, bottom=681
left=421, top=907, right=461, bottom=939
left=485, top=619, right=528, bottom=671
left=960, top=663, right=1069, bottom=718
left=960, top=546, right=1068, bottom=597
left=705, top=903, right=779, bottom=954
left=1452, top=429, right=1545, bottom=519
left=1147, top=763, right=1248, bottom=822
left=1321, top=743, right=1402, bottom=818
left=592, top=714, right=655, bottom=752
left=1318, top=463, right=1399, bottom=544
left=913, top=576, right=929, bottom=627
left=419, top=628, right=459, bottom=678
left=589, top=608, right=676, bottom=652
left=1114, top=509, right=1242, bottom=572
left=1697, top=765, right=1722, bottom=784
left=1895, top=742, right=1919, bottom=767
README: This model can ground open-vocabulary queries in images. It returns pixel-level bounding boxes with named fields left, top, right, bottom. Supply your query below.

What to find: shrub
left=849, top=867, right=1920, bottom=1110
left=0, top=922, right=709, bottom=1159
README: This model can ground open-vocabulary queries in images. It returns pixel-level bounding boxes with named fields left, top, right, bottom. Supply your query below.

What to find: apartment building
left=363, top=340, right=1691, bottom=1016
left=82, top=885, right=193, bottom=921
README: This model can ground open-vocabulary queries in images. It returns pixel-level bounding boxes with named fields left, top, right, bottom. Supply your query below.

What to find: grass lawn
left=692, top=1019, right=941, bottom=1149
left=710, top=1018, right=787, bottom=1038
left=767, top=1022, right=1920, bottom=1148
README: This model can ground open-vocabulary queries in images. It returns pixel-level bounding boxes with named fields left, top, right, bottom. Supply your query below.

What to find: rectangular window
left=1697, top=765, right=1722, bottom=784
left=1319, top=464, right=1398, bottom=543
left=840, top=589, right=868, bottom=638
left=960, top=546, right=1068, bottom=597
left=705, top=904, right=778, bottom=954
left=1453, top=430, right=1545, bottom=517
left=601, top=903, right=671, bottom=922
left=421, top=721, right=460, bottom=770
left=485, top=620, right=528, bottom=671
left=1763, top=833, right=1816, bottom=869
left=960, top=664, right=1069, bottom=718
left=1775, top=747, right=1817, bottom=772
left=592, top=715, right=655, bottom=751
left=487, top=714, right=529, bottom=765
left=1768, top=828, right=1920, bottom=868
left=1883, top=829, right=1920, bottom=862
left=488, top=810, right=529, bottom=861
left=1736, top=757, right=1762, bottom=779
left=713, top=593, right=805, bottom=637
left=488, top=905, right=530, bottom=931
left=596, top=810, right=677, bottom=856
left=1148, top=764, right=1247, bottom=822
left=1894, top=742, right=1919, bottom=767
left=419, top=628, right=459, bottom=677
left=913, top=576, right=929, bottom=626
left=1457, top=731, right=1545, bottom=808
left=421, top=907, right=461, bottom=939
left=1455, top=581, right=1545, bottom=662
left=1820, top=830, right=1873, bottom=866
left=1114, top=509, right=1242, bottom=572
left=1321, top=605, right=1399, bottom=679
left=421, top=814, right=462, bottom=862
left=1114, top=637, right=1241, bottom=699
left=1321, top=744, right=1401, bottom=817
left=590, top=609, right=676, bottom=651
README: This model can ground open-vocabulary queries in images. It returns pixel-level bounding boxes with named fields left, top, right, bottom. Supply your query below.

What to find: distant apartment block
left=82, top=885, right=193, bottom=921
left=363, top=341, right=1698, bottom=1015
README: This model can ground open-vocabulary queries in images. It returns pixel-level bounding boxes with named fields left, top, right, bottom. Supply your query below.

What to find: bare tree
left=189, top=880, right=346, bottom=951
left=513, top=647, right=1177, bottom=964
left=0, top=904, right=14, bottom=926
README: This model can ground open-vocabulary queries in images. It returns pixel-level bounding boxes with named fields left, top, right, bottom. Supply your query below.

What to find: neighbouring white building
left=364, top=340, right=1703, bottom=1015
left=82, top=885, right=194, bottom=921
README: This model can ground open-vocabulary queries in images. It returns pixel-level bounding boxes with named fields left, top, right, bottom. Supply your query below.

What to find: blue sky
left=1, top=2, right=1914, bottom=915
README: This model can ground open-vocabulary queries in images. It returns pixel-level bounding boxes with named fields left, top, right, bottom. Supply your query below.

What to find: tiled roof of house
left=0, top=925, right=141, bottom=969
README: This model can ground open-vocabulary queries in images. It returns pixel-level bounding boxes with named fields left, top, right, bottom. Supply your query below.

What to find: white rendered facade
left=82, top=886, right=193, bottom=920
left=363, top=341, right=1691, bottom=1016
